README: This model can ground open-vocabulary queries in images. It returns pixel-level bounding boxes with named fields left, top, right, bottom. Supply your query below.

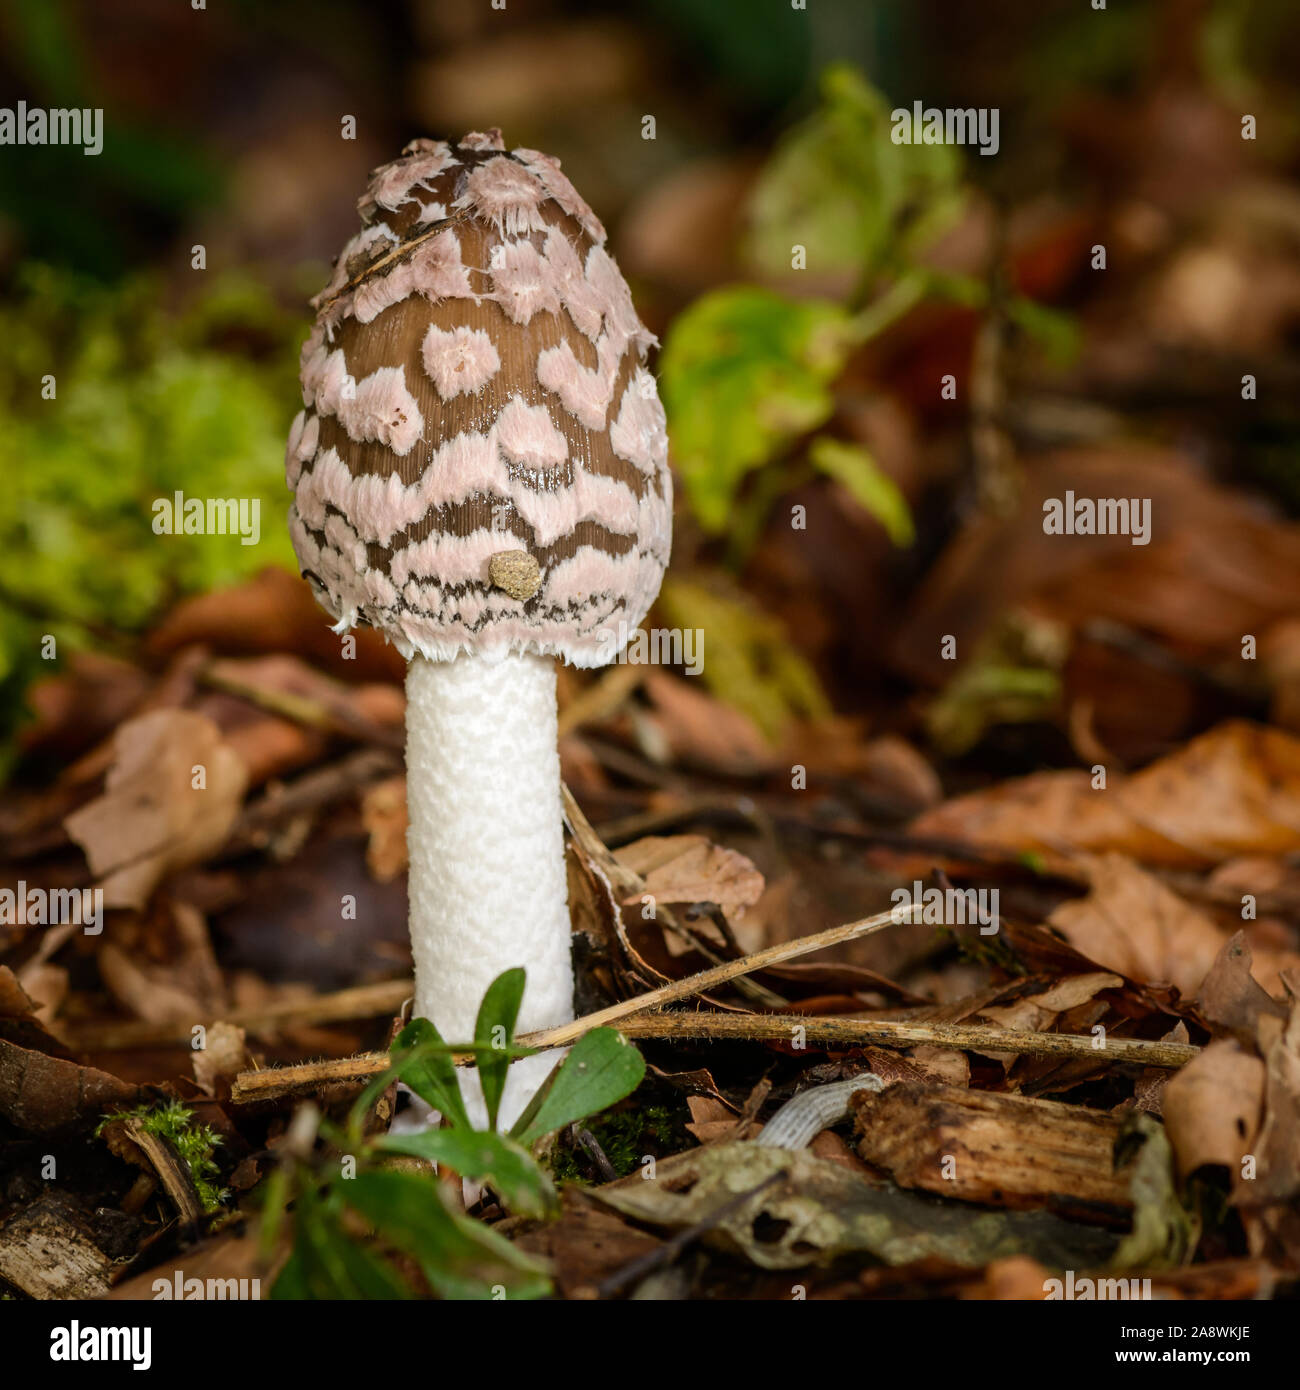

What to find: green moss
left=548, top=1103, right=688, bottom=1185
left=0, top=261, right=308, bottom=773
left=97, top=1100, right=228, bottom=1215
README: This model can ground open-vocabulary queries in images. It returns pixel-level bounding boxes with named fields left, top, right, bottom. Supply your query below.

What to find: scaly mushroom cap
left=286, top=130, right=672, bottom=668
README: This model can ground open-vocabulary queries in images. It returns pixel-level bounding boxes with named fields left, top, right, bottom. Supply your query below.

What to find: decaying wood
left=0, top=1194, right=113, bottom=1299
left=853, top=1082, right=1131, bottom=1213
left=99, top=1115, right=206, bottom=1228
left=0, top=1036, right=149, bottom=1134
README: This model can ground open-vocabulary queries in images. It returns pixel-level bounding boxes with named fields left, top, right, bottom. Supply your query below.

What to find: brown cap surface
left=286, top=130, right=672, bottom=668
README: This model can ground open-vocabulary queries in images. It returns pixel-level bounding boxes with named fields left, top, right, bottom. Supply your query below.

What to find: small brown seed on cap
left=488, top=549, right=542, bottom=601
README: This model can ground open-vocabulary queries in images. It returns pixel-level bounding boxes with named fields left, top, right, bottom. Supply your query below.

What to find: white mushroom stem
left=404, top=649, right=574, bottom=1130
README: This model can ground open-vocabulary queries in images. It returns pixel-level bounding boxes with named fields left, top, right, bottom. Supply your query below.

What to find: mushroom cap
left=286, top=130, right=672, bottom=669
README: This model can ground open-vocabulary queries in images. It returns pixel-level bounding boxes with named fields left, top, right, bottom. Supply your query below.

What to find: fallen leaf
left=361, top=775, right=410, bottom=882
left=912, top=721, right=1300, bottom=870
left=1251, top=996, right=1300, bottom=1204
left=1048, top=855, right=1234, bottom=997
left=963, top=1255, right=1052, bottom=1300
left=1162, top=1040, right=1265, bottom=1179
left=638, top=670, right=773, bottom=776
left=614, top=834, right=764, bottom=920
left=1197, top=932, right=1289, bottom=1041
left=593, top=1143, right=1120, bottom=1271
left=192, top=1021, right=250, bottom=1097
left=64, top=710, right=248, bottom=909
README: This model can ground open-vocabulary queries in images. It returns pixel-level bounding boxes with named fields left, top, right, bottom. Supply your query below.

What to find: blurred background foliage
left=1, top=0, right=1298, bottom=770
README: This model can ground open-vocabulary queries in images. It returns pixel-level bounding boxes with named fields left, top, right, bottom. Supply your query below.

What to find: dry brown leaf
left=64, top=710, right=248, bottom=909
left=1197, top=932, right=1289, bottom=1040
left=613, top=834, right=764, bottom=920
left=638, top=670, right=773, bottom=776
left=1162, top=1040, right=1265, bottom=1179
left=96, top=902, right=227, bottom=1025
left=893, top=449, right=1300, bottom=691
left=192, top=1021, right=250, bottom=1097
left=685, top=1095, right=741, bottom=1145
left=1048, top=855, right=1231, bottom=997
left=1251, top=997, right=1300, bottom=1203
left=361, top=774, right=410, bottom=882
left=1050, top=856, right=1300, bottom=998
left=912, top=721, right=1300, bottom=869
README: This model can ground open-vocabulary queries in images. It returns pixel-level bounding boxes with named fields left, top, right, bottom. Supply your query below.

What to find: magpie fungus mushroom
left=285, top=130, right=672, bottom=1126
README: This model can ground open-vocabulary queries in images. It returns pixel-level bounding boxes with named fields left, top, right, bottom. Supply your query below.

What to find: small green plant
left=548, top=1103, right=687, bottom=1184
left=0, top=262, right=306, bottom=772
left=96, top=1099, right=228, bottom=1215
left=654, top=64, right=1077, bottom=740
left=264, top=969, right=647, bottom=1300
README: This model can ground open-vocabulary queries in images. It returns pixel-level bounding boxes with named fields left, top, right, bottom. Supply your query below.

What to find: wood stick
left=234, top=905, right=920, bottom=1102
left=65, top=979, right=413, bottom=1051
left=607, top=1012, right=1198, bottom=1068
left=518, top=901, right=919, bottom=1048
left=230, top=1008, right=1196, bottom=1104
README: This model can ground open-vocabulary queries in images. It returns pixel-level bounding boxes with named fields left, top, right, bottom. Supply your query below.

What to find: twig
left=64, top=978, right=412, bottom=1052
left=574, top=1127, right=619, bottom=1183
left=232, top=1051, right=389, bottom=1103
left=230, top=1006, right=1197, bottom=1103
left=557, top=665, right=645, bottom=739
left=608, top=1013, right=1198, bottom=1068
left=594, top=1171, right=784, bottom=1298
left=230, top=905, right=921, bottom=1102
left=563, top=784, right=787, bottom=1010
left=224, top=748, right=401, bottom=851
left=198, top=663, right=404, bottom=751
left=520, top=901, right=920, bottom=1049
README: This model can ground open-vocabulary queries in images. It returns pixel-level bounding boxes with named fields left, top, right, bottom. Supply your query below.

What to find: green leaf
left=745, top=64, right=962, bottom=280
left=655, top=577, right=831, bottom=740
left=474, top=968, right=526, bottom=1131
left=808, top=437, right=914, bottom=547
left=509, top=1029, right=646, bottom=1149
left=659, top=286, right=852, bottom=534
left=273, top=1186, right=413, bottom=1300
left=378, top=1128, right=558, bottom=1220
left=391, top=1018, right=472, bottom=1131
left=1005, top=296, right=1081, bottom=367
left=268, top=1248, right=311, bottom=1301
left=344, top=1170, right=551, bottom=1300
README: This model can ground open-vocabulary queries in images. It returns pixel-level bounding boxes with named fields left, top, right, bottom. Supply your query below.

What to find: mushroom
left=285, top=131, right=672, bottom=1128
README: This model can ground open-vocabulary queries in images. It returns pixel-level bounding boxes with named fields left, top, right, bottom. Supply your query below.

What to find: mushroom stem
left=405, top=650, right=574, bottom=1128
